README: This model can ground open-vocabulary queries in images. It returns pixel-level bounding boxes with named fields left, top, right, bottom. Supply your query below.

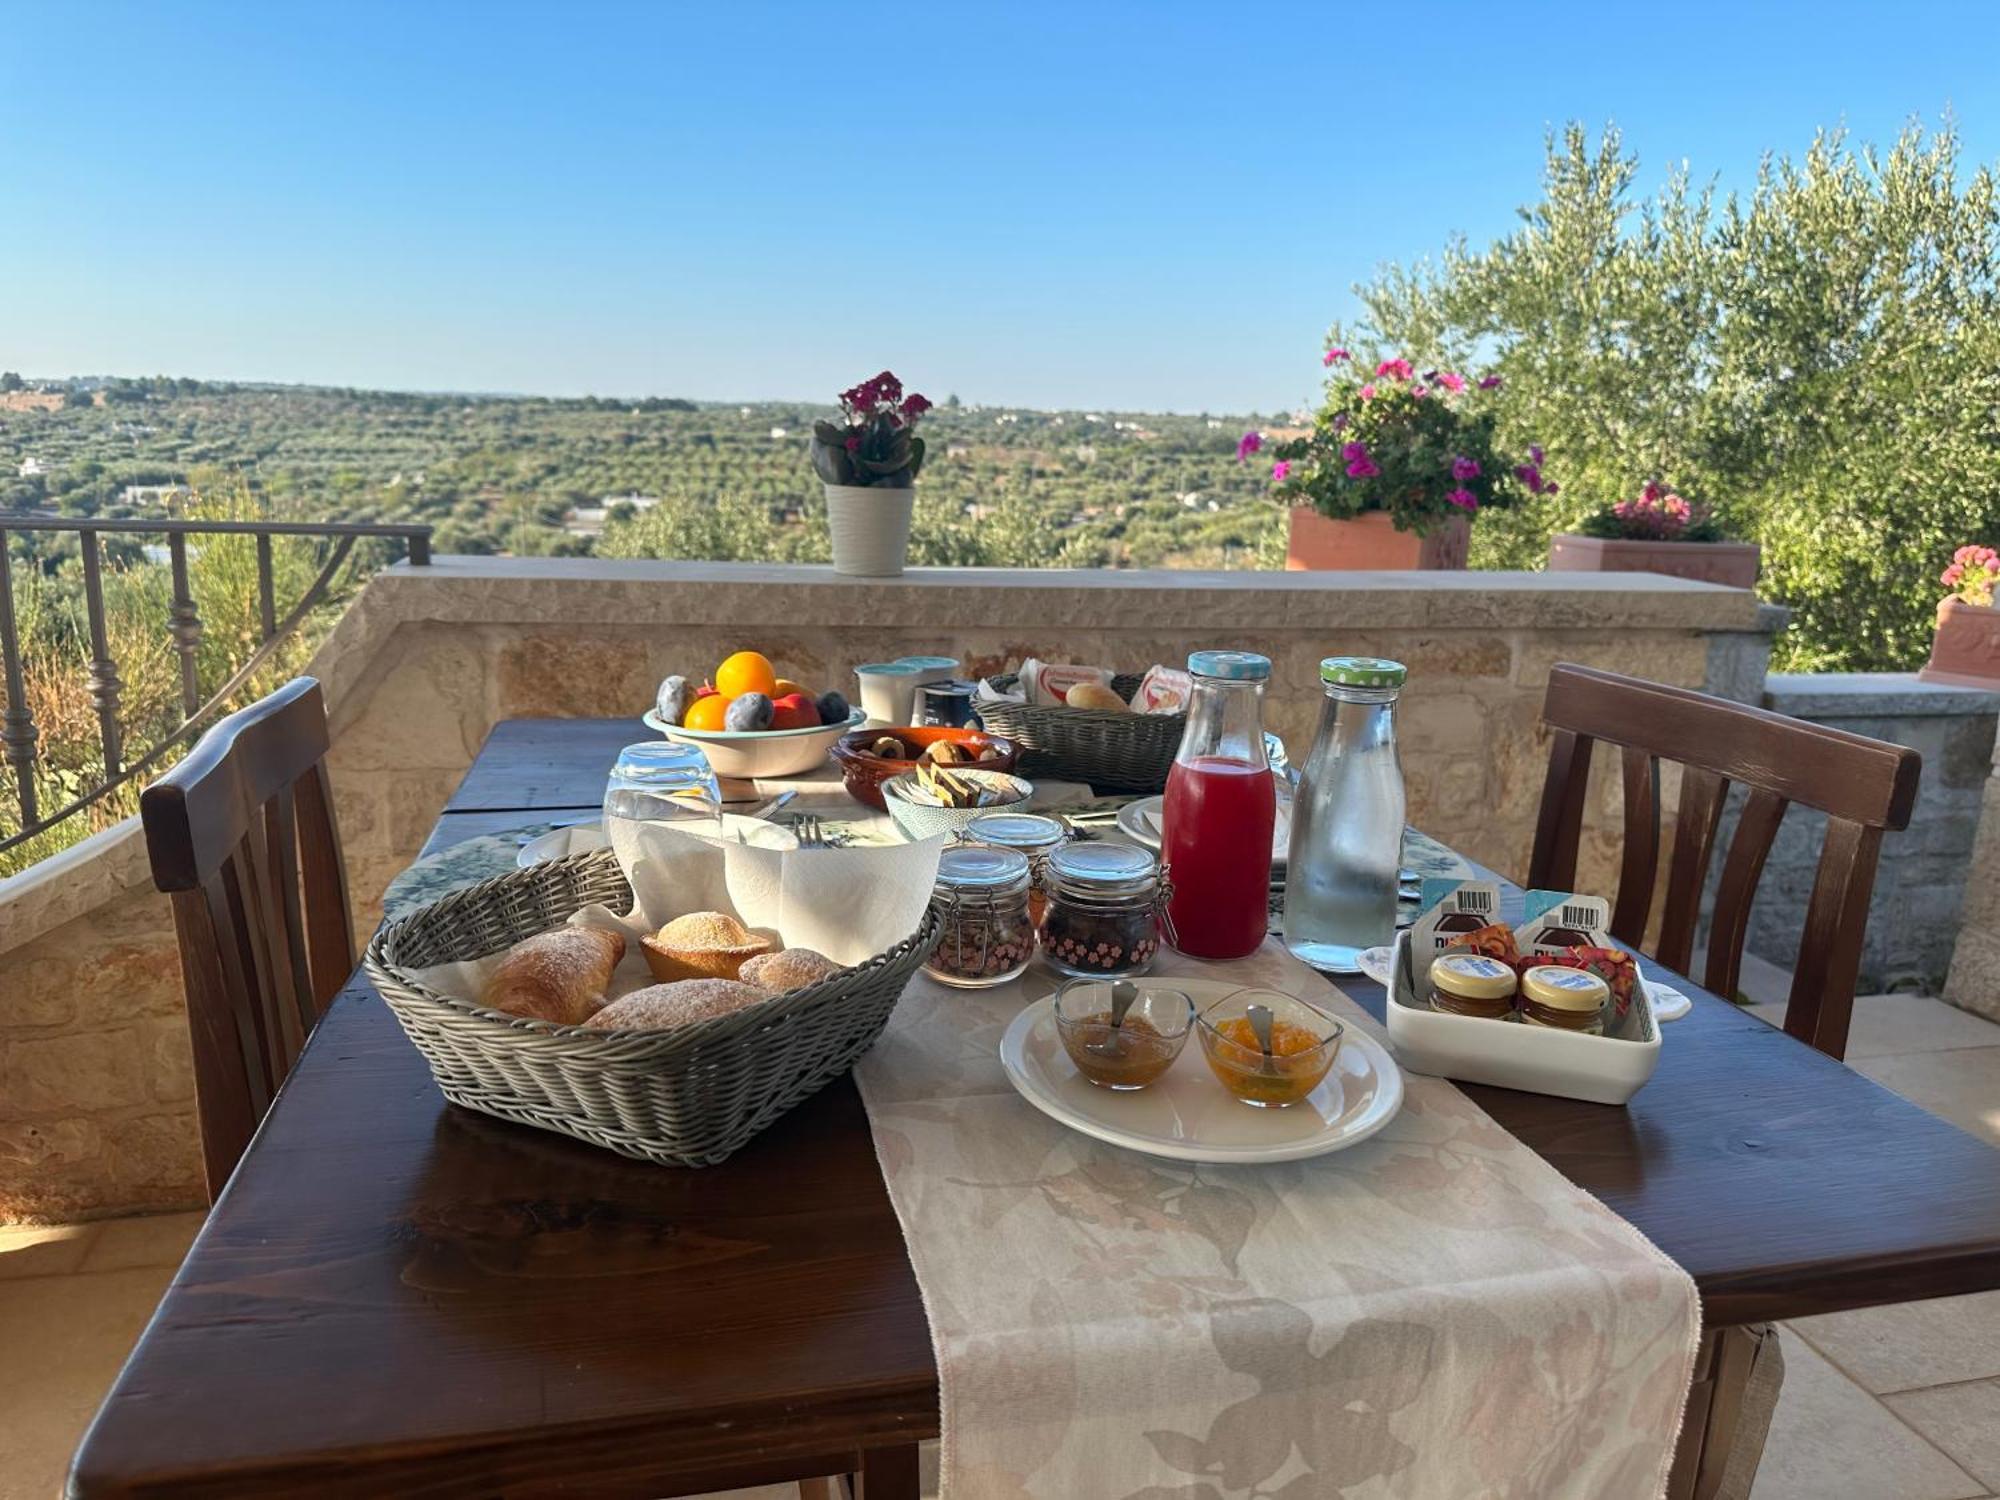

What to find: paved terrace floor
left=6, top=966, right=2000, bottom=1500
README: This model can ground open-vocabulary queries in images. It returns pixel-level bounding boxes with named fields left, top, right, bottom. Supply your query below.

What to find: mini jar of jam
left=926, top=845, right=1035, bottom=989
left=1041, top=843, right=1162, bottom=978
left=1519, top=964, right=1610, bottom=1034
left=964, top=811, right=1067, bottom=923
left=1430, top=952, right=1518, bottom=1020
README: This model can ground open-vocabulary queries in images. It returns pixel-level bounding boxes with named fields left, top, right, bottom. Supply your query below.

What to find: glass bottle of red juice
left=1162, top=650, right=1276, bottom=960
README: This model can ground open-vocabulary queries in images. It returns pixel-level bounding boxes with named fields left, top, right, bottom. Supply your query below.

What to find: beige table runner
left=854, top=939, right=1700, bottom=1499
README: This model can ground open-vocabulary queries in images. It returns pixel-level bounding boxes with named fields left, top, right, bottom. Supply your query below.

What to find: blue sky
left=3, top=0, right=1996, bottom=413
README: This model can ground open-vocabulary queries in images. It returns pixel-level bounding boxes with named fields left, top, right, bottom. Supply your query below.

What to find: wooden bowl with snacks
left=830, top=725, right=1020, bottom=811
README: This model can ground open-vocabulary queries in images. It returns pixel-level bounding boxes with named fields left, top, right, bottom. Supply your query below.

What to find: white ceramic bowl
left=642, top=707, right=865, bottom=779
left=881, top=768, right=1033, bottom=841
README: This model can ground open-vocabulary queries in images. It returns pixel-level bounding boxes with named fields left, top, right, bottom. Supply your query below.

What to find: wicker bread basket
left=364, top=847, right=938, bottom=1167
left=976, top=672, right=1186, bottom=793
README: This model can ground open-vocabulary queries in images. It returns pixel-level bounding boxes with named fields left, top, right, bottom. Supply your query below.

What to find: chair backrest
left=142, top=677, right=353, bottom=1197
left=1528, top=664, right=1920, bottom=1059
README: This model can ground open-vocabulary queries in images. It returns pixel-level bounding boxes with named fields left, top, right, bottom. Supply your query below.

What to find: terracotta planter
left=1548, top=534, right=1761, bottom=589
left=1919, top=597, right=2000, bottom=688
left=1285, top=508, right=1470, bottom=571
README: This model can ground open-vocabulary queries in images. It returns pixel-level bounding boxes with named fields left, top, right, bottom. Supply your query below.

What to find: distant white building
left=769, top=426, right=789, bottom=440
left=119, top=483, right=190, bottom=507
left=600, top=493, right=660, bottom=511
left=563, top=506, right=611, bottom=535
left=17, top=457, right=45, bottom=477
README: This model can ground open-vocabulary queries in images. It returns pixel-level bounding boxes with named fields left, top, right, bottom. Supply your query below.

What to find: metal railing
left=0, top=517, right=432, bottom=854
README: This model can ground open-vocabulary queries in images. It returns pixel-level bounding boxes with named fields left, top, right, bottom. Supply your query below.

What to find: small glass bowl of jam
left=1053, top=978, right=1195, bottom=1090
left=1196, top=988, right=1344, bottom=1108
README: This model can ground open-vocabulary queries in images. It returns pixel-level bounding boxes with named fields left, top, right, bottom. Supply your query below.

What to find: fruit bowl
left=881, top=768, right=1034, bottom=842
left=831, top=726, right=1021, bottom=811
left=642, top=707, right=866, bottom=779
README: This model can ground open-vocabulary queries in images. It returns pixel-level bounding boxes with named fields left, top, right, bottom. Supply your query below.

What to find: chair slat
left=1528, top=727, right=1593, bottom=892
left=1611, top=745, right=1659, bottom=947
left=1703, top=787, right=1790, bottom=1003
left=164, top=890, right=264, bottom=1198
left=262, top=786, right=319, bottom=1042
left=1656, top=766, right=1729, bottom=973
left=294, top=759, right=354, bottom=1010
left=204, top=862, right=277, bottom=1124
left=1786, top=819, right=1884, bottom=1058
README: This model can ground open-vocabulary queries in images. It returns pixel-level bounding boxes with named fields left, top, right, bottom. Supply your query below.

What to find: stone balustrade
left=0, top=558, right=1777, bottom=1222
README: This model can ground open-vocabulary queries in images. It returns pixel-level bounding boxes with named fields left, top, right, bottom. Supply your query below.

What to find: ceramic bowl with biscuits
left=830, top=725, right=1019, bottom=811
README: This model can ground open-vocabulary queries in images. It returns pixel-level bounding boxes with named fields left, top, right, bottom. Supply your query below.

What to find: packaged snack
left=1540, top=944, right=1639, bottom=1022
left=1017, top=658, right=1115, bottom=707
left=1442, top=921, right=1521, bottom=968
left=1133, top=664, right=1193, bottom=714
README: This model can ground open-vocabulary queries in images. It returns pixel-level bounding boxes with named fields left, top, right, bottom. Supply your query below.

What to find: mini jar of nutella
left=1429, top=953, right=1519, bottom=1020
left=1519, top=965, right=1610, bottom=1034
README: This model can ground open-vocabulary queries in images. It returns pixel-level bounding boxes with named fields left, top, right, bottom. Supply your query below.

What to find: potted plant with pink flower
left=810, top=370, right=932, bottom=576
left=1263, top=351, right=1546, bottom=570
left=1919, top=544, right=2000, bottom=687
left=1548, top=483, right=1760, bottom=588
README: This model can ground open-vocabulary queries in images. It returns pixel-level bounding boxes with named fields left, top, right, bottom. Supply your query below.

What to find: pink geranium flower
left=1451, top=456, right=1481, bottom=481
left=1375, top=357, right=1414, bottom=380
left=1323, top=347, right=1350, bottom=365
left=1341, top=440, right=1379, bottom=479
left=1447, top=488, right=1478, bottom=510
left=1271, top=459, right=1291, bottom=482
left=1478, top=375, right=1502, bottom=390
left=1359, top=383, right=1376, bottom=401
left=1437, top=372, right=1466, bottom=393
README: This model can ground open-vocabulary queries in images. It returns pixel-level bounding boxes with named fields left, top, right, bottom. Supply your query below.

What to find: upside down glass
left=602, top=741, right=724, bottom=859
left=1282, top=657, right=1407, bottom=973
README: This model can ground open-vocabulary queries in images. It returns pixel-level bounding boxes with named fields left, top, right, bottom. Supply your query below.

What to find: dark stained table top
left=71, top=716, right=2000, bottom=1498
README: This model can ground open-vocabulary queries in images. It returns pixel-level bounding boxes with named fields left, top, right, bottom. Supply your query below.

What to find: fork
left=792, top=813, right=825, bottom=848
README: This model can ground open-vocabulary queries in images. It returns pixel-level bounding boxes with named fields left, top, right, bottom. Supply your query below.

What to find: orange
left=773, top=677, right=810, bottom=698
left=715, top=650, right=778, bottom=699
left=682, top=693, right=731, bottom=732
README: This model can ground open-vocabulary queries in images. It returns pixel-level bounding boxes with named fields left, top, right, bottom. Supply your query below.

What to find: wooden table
left=71, top=717, right=2000, bottom=1499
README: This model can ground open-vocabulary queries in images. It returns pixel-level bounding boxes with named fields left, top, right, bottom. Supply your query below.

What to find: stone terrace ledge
left=0, top=558, right=1778, bottom=1220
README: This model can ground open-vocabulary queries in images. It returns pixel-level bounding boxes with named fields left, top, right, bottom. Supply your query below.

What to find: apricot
left=682, top=694, right=731, bottom=733
left=716, top=651, right=778, bottom=699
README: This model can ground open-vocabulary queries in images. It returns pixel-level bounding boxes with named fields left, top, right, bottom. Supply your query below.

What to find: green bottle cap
left=1319, top=656, right=1407, bottom=688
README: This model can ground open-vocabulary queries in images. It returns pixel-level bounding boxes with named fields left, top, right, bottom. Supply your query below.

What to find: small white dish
left=999, top=978, right=1403, bottom=1164
left=1118, top=794, right=1291, bottom=868
left=517, top=824, right=611, bottom=868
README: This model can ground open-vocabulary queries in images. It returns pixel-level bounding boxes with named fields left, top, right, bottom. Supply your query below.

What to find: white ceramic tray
left=999, top=979, right=1403, bottom=1164
left=1382, top=930, right=1671, bottom=1105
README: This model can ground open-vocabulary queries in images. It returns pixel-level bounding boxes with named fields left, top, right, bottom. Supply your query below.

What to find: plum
left=815, top=689, right=851, bottom=725
left=654, top=674, right=692, bottom=727
left=724, top=692, right=774, bottom=732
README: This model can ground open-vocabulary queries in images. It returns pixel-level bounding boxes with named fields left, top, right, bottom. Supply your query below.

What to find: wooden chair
left=142, top=677, right=353, bottom=1199
left=1529, top=663, right=1920, bottom=1060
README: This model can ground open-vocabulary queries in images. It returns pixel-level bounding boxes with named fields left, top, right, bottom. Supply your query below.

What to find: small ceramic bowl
left=831, top=725, right=1020, bottom=811
left=881, top=768, right=1033, bottom=841
left=1196, top=988, right=1345, bottom=1108
left=642, top=707, right=865, bottom=779
left=1053, top=979, right=1195, bottom=1090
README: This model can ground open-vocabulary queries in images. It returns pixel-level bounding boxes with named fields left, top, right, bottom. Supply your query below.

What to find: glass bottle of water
left=1283, top=657, right=1407, bottom=972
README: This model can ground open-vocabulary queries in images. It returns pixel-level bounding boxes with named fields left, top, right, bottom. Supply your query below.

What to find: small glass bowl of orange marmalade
left=1196, top=988, right=1344, bottom=1108
left=1053, top=979, right=1195, bottom=1090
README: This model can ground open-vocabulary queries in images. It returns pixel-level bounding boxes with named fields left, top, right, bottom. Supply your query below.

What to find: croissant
left=482, top=926, right=626, bottom=1025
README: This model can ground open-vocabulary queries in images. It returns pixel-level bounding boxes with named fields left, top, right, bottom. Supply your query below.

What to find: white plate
left=523, top=816, right=797, bottom=868
left=516, top=823, right=611, bottom=868
left=1118, top=795, right=1292, bottom=868
left=999, top=979, right=1404, bottom=1164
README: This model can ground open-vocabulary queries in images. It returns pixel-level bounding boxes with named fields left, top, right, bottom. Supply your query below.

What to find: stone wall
left=0, top=558, right=1774, bottom=1223
left=1745, top=675, right=2000, bottom=994
left=1946, top=688, right=2000, bottom=1023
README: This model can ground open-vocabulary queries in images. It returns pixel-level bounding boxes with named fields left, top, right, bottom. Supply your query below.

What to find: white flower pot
left=824, top=484, right=915, bottom=577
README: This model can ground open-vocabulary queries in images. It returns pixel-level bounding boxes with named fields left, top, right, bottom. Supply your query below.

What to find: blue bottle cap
left=1187, top=650, right=1272, bottom=681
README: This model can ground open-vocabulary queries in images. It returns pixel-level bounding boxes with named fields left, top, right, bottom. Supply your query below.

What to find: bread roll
left=585, top=979, right=768, bottom=1031
left=1064, top=682, right=1128, bottom=713
left=739, top=947, right=842, bottom=992
left=639, top=909, right=775, bottom=982
left=483, top=926, right=625, bottom=1025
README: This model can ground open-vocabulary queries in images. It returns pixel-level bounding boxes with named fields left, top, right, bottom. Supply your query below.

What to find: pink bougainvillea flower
left=1375, top=357, right=1414, bottom=380
left=1437, top=371, right=1466, bottom=393
left=1271, top=459, right=1292, bottom=482
left=1323, top=347, right=1350, bottom=365
left=1451, top=455, right=1481, bottom=481
left=1447, top=487, right=1479, bottom=510
left=1236, top=430, right=1264, bottom=462
left=1410, top=383, right=1428, bottom=399
left=1478, top=375, right=1502, bottom=390
left=1359, top=383, right=1376, bottom=401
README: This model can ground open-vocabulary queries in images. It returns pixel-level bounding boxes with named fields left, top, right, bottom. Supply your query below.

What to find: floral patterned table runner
left=855, top=940, right=1700, bottom=1499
